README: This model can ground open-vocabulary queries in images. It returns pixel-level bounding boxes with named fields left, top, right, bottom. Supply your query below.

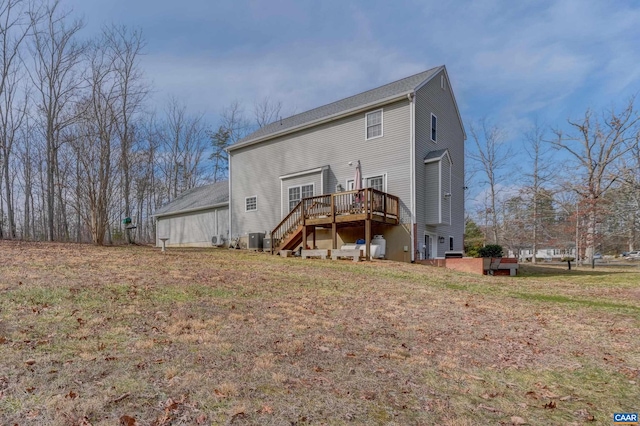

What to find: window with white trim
left=449, top=236, right=454, bottom=251
left=366, top=109, right=383, bottom=140
left=431, top=113, right=437, bottom=142
left=347, top=175, right=385, bottom=192
left=367, top=176, right=384, bottom=192
left=245, top=196, right=257, bottom=212
left=288, top=184, right=313, bottom=211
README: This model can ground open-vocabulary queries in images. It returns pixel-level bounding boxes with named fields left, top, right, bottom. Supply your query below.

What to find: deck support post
left=302, top=225, right=308, bottom=250
left=312, top=227, right=316, bottom=249
left=332, top=223, right=337, bottom=249
left=365, top=219, right=371, bottom=261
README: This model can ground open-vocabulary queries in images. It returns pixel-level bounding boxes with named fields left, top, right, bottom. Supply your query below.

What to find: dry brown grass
left=0, top=241, right=638, bottom=425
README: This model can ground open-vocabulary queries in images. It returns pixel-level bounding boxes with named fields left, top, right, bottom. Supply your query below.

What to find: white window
left=366, top=176, right=384, bottom=192
left=288, top=184, right=313, bottom=211
left=431, top=113, right=437, bottom=142
left=347, top=174, right=385, bottom=192
left=366, top=109, right=383, bottom=140
left=245, top=196, right=257, bottom=212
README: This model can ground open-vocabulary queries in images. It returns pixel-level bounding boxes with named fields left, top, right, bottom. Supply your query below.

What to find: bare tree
left=70, top=33, right=120, bottom=245
left=157, top=97, right=208, bottom=201
left=209, top=101, right=251, bottom=182
left=104, top=24, right=147, bottom=243
left=16, top=114, right=36, bottom=239
left=0, top=0, right=33, bottom=239
left=551, top=98, right=640, bottom=264
left=612, top=138, right=640, bottom=251
left=522, top=121, right=555, bottom=263
left=253, top=96, right=282, bottom=128
left=29, top=0, right=85, bottom=241
left=468, top=119, right=512, bottom=244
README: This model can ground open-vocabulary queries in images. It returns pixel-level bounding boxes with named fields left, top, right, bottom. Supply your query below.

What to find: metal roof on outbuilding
left=153, top=181, right=229, bottom=218
left=230, top=66, right=444, bottom=150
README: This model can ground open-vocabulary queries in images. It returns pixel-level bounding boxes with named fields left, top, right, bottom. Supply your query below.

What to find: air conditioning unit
left=211, top=235, right=225, bottom=247
left=248, top=232, right=264, bottom=250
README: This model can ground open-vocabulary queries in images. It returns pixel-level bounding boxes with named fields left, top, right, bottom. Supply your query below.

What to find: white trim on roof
left=279, top=167, right=324, bottom=180
left=424, top=150, right=453, bottom=166
left=153, top=202, right=229, bottom=218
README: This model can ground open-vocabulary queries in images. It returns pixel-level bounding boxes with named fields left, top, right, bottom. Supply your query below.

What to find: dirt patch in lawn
left=0, top=241, right=638, bottom=425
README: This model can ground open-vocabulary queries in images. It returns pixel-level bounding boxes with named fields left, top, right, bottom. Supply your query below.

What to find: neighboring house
left=153, top=181, right=229, bottom=247
left=227, top=65, right=466, bottom=262
left=511, top=248, right=577, bottom=261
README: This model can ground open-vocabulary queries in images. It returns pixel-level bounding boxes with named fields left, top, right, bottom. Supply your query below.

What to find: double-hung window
left=366, top=109, right=383, bottom=140
left=288, top=184, right=313, bottom=211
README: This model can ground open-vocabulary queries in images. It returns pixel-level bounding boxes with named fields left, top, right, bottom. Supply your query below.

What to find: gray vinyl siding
left=442, top=158, right=451, bottom=225
left=415, top=70, right=465, bottom=257
left=156, top=206, right=229, bottom=247
left=230, top=99, right=412, bottom=239
left=424, top=162, right=439, bottom=224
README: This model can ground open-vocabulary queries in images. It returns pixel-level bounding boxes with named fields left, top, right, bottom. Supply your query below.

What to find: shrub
left=478, top=244, right=503, bottom=258
left=466, top=246, right=481, bottom=258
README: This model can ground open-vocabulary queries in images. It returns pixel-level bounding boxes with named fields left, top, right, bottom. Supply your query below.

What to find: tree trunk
left=46, top=128, right=55, bottom=241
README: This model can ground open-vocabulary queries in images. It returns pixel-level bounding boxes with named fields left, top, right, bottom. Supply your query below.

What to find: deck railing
left=271, top=188, right=399, bottom=252
left=324, top=188, right=399, bottom=221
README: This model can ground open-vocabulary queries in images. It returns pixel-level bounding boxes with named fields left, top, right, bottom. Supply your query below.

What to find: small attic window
left=441, top=75, right=446, bottom=90
left=431, top=113, right=437, bottom=142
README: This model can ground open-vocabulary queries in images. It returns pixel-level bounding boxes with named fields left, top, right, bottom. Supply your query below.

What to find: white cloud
left=142, top=40, right=427, bottom=122
left=415, top=0, right=640, bottom=124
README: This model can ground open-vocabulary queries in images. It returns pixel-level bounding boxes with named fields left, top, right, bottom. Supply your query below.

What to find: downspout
left=228, top=151, right=233, bottom=243
left=408, top=92, right=416, bottom=262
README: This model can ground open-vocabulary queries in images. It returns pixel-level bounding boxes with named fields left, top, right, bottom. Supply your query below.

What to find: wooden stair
left=278, top=225, right=303, bottom=251
left=271, top=200, right=304, bottom=253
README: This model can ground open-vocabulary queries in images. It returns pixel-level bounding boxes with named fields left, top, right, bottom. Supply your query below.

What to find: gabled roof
left=424, top=149, right=453, bottom=165
left=229, top=66, right=444, bottom=151
left=153, top=181, right=229, bottom=218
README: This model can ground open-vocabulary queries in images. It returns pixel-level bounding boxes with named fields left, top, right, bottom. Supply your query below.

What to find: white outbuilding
left=153, top=181, right=229, bottom=248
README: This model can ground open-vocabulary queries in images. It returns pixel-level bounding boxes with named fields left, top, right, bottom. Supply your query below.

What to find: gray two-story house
left=228, top=65, right=465, bottom=262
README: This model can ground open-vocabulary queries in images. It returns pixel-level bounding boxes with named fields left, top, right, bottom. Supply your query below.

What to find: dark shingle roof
left=232, top=66, right=443, bottom=148
left=154, top=181, right=229, bottom=217
left=424, top=149, right=452, bottom=164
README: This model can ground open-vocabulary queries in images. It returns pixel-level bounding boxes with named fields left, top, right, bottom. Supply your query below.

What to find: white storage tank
left=372, top=235, right=386, bottom=258
left=340, top=235, right=386, bottom=259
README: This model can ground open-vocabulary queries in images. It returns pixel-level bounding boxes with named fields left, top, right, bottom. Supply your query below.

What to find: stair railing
left=271, top=200, right=304, bottom=253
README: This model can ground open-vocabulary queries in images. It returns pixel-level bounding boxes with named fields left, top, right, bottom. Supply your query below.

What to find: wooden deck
left=271, top=188, right=399, bottom=259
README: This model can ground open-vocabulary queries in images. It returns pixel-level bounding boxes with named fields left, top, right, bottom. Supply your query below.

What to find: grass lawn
left=0, top=241, right=638, bottom=425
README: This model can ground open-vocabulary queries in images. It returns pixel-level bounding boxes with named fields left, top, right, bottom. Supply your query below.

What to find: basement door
left=424, top=233, right=437, bottom=259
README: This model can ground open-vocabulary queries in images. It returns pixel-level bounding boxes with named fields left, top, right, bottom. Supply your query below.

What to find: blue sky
left=64, top=0, right=640, bottom=122
left=64, top=0, right=640, bottom=206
